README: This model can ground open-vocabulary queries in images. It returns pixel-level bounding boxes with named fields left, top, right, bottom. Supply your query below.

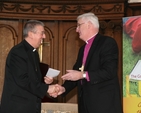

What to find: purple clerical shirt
left=83, top=35, right=96, bottom=81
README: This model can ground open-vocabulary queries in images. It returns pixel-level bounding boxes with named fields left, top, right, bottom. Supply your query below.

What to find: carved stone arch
left=0, top=24, right=18, bottom=101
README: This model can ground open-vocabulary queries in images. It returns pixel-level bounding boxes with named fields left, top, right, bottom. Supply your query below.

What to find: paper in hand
left=46, top=68, right=60, bottom=77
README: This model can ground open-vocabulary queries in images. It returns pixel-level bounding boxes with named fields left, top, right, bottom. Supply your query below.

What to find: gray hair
left=23, top=20, right=45, bottom=38
left=77, top=12, right=99, bottom=28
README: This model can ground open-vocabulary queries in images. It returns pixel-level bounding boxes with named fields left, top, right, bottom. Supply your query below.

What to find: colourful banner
left=123, top=15, right=141, bottom=113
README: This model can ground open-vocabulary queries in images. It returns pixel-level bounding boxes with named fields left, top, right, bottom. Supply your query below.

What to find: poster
left=123, top=15, right=141, bottom=113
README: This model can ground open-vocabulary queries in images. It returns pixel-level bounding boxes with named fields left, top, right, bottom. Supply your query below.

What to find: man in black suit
left=53, top=12, right=123, bottom=113
left=0, top=20, right=56, bottom=113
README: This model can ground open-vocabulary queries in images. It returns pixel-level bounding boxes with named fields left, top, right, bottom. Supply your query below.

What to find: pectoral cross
left=79, top=64, right=84, bottom=72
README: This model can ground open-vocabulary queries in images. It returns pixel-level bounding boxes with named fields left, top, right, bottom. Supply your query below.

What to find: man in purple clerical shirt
left=51, top=12, right=123, bottom=113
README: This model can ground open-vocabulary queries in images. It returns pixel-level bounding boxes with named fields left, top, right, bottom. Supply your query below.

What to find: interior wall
left=0, top=0, right=129, bottom=103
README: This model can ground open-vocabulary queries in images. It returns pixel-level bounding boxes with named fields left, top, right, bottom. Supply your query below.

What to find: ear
left=28, top=31, right=33, bottom=39
left=87, top=21, right=92, bottom=29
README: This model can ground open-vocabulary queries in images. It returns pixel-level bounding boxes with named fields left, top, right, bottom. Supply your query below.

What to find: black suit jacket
left=62, top=34, right=123, bottom=113
left=1, top=40, right=48, bottom=113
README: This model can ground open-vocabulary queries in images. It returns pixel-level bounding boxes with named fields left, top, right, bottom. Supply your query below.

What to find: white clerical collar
left=85, top=33, right=97, bottom=44
left=33, top=49, right=36, bottom=52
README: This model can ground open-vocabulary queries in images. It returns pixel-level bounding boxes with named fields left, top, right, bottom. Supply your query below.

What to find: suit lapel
left=84, top=34, right=100, bottom=69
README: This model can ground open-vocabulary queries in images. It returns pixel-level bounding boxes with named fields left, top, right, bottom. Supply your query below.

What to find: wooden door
left=40, top=20, right=84, bottom=103
left=58, top=20, right=84, bottom=103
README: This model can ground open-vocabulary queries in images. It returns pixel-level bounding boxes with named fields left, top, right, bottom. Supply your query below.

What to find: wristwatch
left=83, top=71, right=86, bottom=78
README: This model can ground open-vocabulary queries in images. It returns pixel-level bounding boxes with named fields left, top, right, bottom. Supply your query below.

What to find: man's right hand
left=47, top=84, right=65, bottom=98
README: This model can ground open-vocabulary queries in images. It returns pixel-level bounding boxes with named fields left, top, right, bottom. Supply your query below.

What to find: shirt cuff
left=86, top=71, right=90, bottom=81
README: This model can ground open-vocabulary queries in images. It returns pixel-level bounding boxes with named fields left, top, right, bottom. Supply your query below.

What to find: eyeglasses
left=31, top=31, right=45, bottom=36
left=77, top=23, right=85, bottom=27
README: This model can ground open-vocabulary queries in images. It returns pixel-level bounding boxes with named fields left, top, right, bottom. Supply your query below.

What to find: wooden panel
left=0, top=0, right=126, bottom=103
left=99, top=20, right=122, bottom=89
left=0, top=0, right=126, bottom=2
left=127, top=3, right=141, bottom=16
left=58, top=21, right=84, bottom=103
left=39, top=21, right=57, bottom=65
left=0, top=21, right=18, bottom=100
left=38, top=20, right=60, bottom=89
left=0, top=1, right=125, bottom=20
left=36, top=20, right=84, bottom=103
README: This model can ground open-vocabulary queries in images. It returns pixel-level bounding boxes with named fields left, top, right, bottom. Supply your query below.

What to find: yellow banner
left=124, top=76, right=141, bottom=113
left=123, top=97, right=141, bottom=113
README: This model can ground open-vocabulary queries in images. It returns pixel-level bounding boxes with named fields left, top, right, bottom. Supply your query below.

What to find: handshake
left=47, top=84, right=65, bottom=98
left=44, top=69, right=84, bottom=98
left=44, top=76, right=65, bottom=98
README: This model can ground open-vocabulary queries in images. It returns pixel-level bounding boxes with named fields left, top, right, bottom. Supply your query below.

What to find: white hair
left=77, top=12, right=99, bottom=28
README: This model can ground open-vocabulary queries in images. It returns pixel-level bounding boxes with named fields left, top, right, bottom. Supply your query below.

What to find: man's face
left=32, top=25, right=46, bottom=48
left=76, top=19, right=88, bottom=41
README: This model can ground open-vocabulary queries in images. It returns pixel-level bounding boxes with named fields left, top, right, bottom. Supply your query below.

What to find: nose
left=43, top=33, right=46, bottom=39
left=76, top=27, right=79, bottom=32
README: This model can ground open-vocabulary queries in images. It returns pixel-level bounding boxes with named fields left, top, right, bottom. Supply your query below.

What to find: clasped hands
left=44, top=76, right=65, bottom=98
left=45, top=70, right=83, bottom=98
left=47, top=84, right=65, bottom=98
